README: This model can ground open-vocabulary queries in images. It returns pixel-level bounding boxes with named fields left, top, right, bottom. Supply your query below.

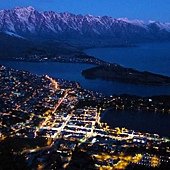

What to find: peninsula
left=82, top=65, right=170, bottom=86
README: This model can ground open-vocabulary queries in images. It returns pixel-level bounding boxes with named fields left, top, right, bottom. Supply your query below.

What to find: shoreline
left=1, top=56, right=170, bottom=87
left=82, top=65, right=170, bottom=86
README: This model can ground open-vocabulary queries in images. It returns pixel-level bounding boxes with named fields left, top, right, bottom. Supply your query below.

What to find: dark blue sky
left=0, top=0, right=170, bottom=22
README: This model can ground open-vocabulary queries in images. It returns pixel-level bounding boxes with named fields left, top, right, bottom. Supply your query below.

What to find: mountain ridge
left=0, top=6, right=170, bottom=47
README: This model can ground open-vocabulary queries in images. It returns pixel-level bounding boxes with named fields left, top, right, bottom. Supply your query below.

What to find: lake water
left=85, top=42, right=170, bottom=76
left=101, top=109, right=170, bottom=137
left=85, top=43, right=170, bottom=136
left=1, top=59, right=170, bottom=96
left=1, top=42, right=170, bottom=136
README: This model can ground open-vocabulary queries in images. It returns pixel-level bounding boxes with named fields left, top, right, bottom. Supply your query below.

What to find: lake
left=1, top=42, right=170, bottom=137
left=101, top=109, right=170, bottom=137
left=85, top=42, right=170, bottom=76
left=1, top=59, right=170, bottom=96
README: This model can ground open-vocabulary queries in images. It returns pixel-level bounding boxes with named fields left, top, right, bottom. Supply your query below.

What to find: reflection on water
left=1, top=42, right=170, bottom=137
left=101, top=109, right=170, bottom=137
left=85, top=42, right=170, bottom=76
left=1, top=60, right=170, bottom=96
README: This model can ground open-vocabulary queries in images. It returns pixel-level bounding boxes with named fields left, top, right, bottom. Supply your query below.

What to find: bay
left=1, top=42, right=170, bottom=136
left=101, top=109, right=170, bottom=137
left=1, top=60, right=170, bottom=96
left=85, top=42, right=170, bottom=76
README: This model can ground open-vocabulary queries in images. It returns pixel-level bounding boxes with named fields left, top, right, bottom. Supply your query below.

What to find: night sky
left=0, top=0, right=169, bottom=22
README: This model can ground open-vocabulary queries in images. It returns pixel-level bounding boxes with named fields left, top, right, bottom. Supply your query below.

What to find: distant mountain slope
left=0, top=32, right=31, bottom=58
left=0, top=6, right=170, bottom=47
left=0, top=32, right=83, bottom=59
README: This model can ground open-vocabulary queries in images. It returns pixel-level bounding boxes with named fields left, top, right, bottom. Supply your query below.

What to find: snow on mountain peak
left=26, top=6, right=35, bottom=10
left=117, top=18, right=146, bottom=27
left=14, top=6, right=35, bottom=11
left=0, top=6, right=170, bottom=42
left=148, top=20, right=170, bottom=32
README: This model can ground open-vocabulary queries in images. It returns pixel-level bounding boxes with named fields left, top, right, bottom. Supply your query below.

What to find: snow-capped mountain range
left=0, top=6, right=170, bottom=46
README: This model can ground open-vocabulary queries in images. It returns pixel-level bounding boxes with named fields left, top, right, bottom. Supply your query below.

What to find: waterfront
left=85, top=42, right=170, bottom=76
left=1, top=65, right=170, bottom=169
left=1, top=42, right=170, bottom=137
left=101, top=109, right=170, bottom=137
left=0, top=60, right=170, bottom=137
left=1, top=60, right=170, bottom=96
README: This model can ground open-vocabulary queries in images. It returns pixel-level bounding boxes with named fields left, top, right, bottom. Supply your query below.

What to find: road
left=34, top=90, right=69, bottom=137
